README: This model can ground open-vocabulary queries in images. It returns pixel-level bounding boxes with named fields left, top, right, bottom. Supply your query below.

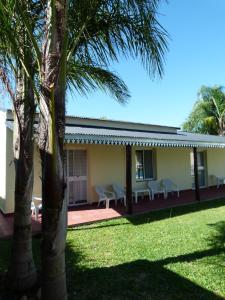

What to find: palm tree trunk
left=7, top=3, right=37, bottom=288
left=7, top=64, right=37, bottom=291
left=39, top=1, right=68, bottom=299
left=218, top=117, right=224, bottom=136
left=218, top=118, right=224, bottom=136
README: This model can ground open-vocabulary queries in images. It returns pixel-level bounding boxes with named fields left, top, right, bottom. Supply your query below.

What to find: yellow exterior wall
left=65, top=145, right=193, bottom=204
left=207, top=148, right=225, bottom=186
left=156, top=148, right=192, bottom=190
left=4, top=137, right=225, bottom=210
left=132, top=147, right=192, bottom=191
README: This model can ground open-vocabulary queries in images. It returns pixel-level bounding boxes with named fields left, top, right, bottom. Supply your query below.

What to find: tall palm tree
left=1, top=3, right=132, bottom=296
left=183, top=86, right=225, bottom=135
left=0, top=1, right=38, bottom=291
left=2, top=0, right=168, bottom=298
left=1, top=2, right=131, bottom=295
left=36, top=0, right=168, bottom=299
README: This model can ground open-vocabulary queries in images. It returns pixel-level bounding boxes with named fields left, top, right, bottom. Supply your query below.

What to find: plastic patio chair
left=112, top=183, right=126, bottom=206
left=95, top=186, right=116, bottom=208
left=214, top=176, right=225, bottom=189
left=161, top=179, right=180, bottom=198
left=147, top=180, right=166, bottom=200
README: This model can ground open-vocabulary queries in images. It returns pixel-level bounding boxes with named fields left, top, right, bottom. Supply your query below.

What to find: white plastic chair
left=31, top=196, right=42, bottom=221
left=95, top=186, right=116, bottom=208
left=112, top=184, right=126, bottom=206
left=148, top=180, right=166, bottom=200
left=208, top=175, right=224, bottom=188
left=161, top=179, right=179, bottom=198
left=216, top=176, right=225, bottom=189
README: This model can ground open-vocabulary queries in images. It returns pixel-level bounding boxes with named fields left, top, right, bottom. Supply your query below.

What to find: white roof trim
left=65, top=134, right=225, bottom=149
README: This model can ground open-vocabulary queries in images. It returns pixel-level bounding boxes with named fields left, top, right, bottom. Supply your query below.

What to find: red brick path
left=1, top=186, right=225, bottom=238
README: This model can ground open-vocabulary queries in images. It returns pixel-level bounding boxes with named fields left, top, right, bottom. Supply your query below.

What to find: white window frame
left=135, top=149, right=155, bottom=181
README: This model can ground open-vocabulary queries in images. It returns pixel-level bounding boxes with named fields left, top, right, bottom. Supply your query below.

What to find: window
left=136, top=150, right=154, bottom=180
left=190, top=150, right=207, bottom=188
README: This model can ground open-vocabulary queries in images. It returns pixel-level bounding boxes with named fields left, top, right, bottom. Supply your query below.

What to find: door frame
left=66, top=148, right=88, bottom=206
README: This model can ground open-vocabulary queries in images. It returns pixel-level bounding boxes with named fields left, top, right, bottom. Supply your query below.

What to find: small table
left=133, top=188, right=151, bottom=204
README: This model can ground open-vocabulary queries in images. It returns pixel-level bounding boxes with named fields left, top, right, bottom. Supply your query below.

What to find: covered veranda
left=1, top=185, right=225, bottom=238
left=65, top=125, right=225, bottom=214
left=2, top=125, right=225, bottom=238
left=68, top=185, right=225, bottom=226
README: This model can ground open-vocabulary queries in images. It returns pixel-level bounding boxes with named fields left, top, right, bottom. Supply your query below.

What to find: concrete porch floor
left=1, top=185, right=225, bottom=238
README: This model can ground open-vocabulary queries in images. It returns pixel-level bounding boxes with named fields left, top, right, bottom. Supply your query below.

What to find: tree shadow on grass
left=69, top=262, right=221, bottom=300
left=66, top=243, right=224, bottom=300
left=207, top=221, right=225, bottom=249
left=70, top=198, right=225, bottom=231
left=205, top=221, right=225, bottom=269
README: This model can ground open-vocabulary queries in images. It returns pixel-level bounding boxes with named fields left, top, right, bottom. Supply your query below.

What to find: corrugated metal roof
left=65, top=126, right=225, bottom=148
left=65, top=115, right=180, bottom=130
left=7, top=118, right=225, bottom=148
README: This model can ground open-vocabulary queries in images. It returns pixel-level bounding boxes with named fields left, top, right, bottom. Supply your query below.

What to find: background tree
left=183, top=85, right=225, bottom=135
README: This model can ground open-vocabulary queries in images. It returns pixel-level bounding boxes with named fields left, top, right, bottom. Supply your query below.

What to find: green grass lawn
left=1, top=199, right=225, bottom=299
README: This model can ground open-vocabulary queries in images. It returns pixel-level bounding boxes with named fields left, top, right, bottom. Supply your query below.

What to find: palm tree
left=0, top=1, right=38, bottom=291
left=36, top=0, right=168, bottom=299
left=183, top=86, right=225, bottom=135
left=1, top=1, right=130, bottom=297
left=1, top=2, right=131, bottom=294
left=2, top=0, right=168, bottom=298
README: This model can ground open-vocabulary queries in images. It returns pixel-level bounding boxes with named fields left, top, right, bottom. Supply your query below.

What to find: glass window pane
left=198, top=170, right=205, bottom=187
left=74, top=150, right=87, bottom=176
left=144, top=150, right=153, bottom=179
left=136, top=150, right=144, bottom=180
left=197, top=152, right=204, bottom=167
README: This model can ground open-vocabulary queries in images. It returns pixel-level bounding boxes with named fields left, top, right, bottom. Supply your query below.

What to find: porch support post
left=193, top=147, right=200, bottom=201
left=126, top=144, right=133, bottom=214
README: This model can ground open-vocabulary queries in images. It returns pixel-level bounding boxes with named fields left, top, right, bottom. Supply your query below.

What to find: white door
left=66, top=150, right=87, bottom=205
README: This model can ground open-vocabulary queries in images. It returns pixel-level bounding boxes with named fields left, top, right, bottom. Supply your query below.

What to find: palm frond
left=67, top=60, right=130, bottom=103
left=68, top=0, right=168, bottom=78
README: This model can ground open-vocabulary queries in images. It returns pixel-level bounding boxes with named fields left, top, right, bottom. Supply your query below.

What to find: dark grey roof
left=7, top=118, right=225, bottom=148
left=65, top=115, right=180, bottom=130
left=65, top=126, right=225, bottom=148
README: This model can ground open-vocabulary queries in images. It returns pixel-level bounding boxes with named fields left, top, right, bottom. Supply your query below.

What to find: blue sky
left=1, top=1, right=224, bottom=128
left=67, top=0, right=225, bottom=128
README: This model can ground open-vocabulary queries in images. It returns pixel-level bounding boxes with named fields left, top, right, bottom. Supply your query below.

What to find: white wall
left=5, top=128, right=15, bottom=213
left=0, top=111, right=6, bottom=212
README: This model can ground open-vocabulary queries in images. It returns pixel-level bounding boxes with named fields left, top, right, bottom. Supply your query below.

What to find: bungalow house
left=1, top=108, right=225, bottom=214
